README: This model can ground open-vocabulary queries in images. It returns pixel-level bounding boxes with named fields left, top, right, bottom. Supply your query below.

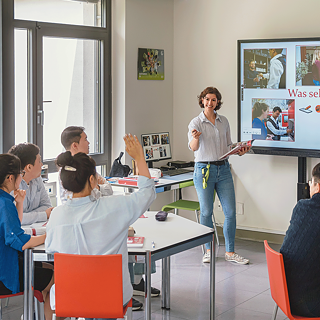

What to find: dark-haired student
left=45, top=134, right=156, bottom=320
left=60, top=126, right=112, bottom=202
left=0, top=154, right=54, bottom=320
left=61, top=126, right=159, bottom=307
left=280, top=163, right=320, bottom=317
left=8, top=143, right=53, bottom=225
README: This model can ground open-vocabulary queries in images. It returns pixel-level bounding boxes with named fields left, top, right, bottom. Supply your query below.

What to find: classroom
left=1, top=0, right=320, bottom=319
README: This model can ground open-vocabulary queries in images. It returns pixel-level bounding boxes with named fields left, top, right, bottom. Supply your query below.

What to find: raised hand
left=123, top=134, right=144, bottom=161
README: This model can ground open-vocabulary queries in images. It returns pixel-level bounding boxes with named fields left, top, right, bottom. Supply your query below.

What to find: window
left=2, top=1, right=111, bottom=171
left=14, top=0, right=102, bottom=27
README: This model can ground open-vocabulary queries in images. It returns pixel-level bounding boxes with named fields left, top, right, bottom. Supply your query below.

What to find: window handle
left=37, top=106, right=44, bottom=126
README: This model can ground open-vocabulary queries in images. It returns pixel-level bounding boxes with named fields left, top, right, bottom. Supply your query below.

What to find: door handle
left=37, top=106, right=44, bottom=126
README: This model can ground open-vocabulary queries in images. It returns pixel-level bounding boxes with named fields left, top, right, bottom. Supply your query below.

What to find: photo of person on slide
left=251, top=99, right=295, bottom=141
left=296, top=46, right=320, bottom=86
left=259, top=48, right=286, bottom=89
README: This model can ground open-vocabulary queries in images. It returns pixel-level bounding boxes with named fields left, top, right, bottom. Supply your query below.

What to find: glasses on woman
left=20, top=170, right=26, bottom=178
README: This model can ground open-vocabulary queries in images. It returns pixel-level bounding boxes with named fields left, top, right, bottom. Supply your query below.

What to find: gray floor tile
left=237, top=290, right=287, bottom=318
left=216, top=307, right=287, bottom=320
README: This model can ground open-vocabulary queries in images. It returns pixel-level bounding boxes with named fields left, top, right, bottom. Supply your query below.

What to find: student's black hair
left=56, top=151, right=96, bottom=193
left=272, top=106, right=282, bottom=113
left=61, top=126, right=85, bottom=150
left=0, top=154, right=21, bottom=187
left=8, top=143, right=40, bottom=169
left=312, top=163, right=320, bottom=185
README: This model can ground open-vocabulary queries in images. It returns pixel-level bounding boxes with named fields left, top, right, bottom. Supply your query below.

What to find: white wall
left=112, top=0, right=174, bottom=210
left=173, top=0, right=320, bottom=234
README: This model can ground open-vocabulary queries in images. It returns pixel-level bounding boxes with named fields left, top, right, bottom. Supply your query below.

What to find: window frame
left=1, top=0, right=112, bottom=173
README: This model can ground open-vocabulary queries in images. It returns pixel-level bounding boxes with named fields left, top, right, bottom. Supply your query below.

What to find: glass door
left=35, top=24, right=108, bottom=169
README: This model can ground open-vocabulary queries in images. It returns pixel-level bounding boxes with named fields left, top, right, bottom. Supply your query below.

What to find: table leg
left=161, top=258, right=167, bottom=308
left=161, top=257, right=170, bottom=309
left=174, top=189, right=178, bottom=215
left=210, top=235, right=215, bottom=320
left=23, top=249, right=34, bottom=320
left=145, top=251, right=151, bottom=320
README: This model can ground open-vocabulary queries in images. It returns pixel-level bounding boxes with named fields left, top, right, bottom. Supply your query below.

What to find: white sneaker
left=202, top=251, right=210, bottom=263
left=225, top=252, right=249, bottom=265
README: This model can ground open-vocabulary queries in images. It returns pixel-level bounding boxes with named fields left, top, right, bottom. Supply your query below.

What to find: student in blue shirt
left=46, top=134, right=156, bottom=320
left=0, top=153, right=54, bottom=319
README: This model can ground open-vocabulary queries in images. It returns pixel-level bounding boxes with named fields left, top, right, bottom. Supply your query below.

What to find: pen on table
left=151, top=241, right=155, bottom=249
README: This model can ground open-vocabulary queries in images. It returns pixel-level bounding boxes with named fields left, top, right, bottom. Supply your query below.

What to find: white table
left=112, top=171, right=194, bottom=214
left=24, top=211, right=215, bottom=320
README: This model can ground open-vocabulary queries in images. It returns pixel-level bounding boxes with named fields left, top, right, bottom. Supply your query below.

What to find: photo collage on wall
left=142, top=133, right=171, bottom=161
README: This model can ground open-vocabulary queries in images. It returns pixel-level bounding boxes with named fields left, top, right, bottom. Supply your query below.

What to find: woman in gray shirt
left=188, top=87, right=250, bottom=265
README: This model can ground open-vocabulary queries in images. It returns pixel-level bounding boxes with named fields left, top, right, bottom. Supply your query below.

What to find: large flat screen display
left=238, top=38, right=320, bottom=157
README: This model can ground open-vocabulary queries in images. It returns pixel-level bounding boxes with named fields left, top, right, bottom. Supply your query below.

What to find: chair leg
left=212, top=213, right=220, bottom=247
left=271, top=304, right=278, bottom=320
left=34, top=297, right=44, bottom=320
left=125, top=305, right=133, bottom=320
left=4, top=298, right=9, bottom=308
left=52, top=313, right=56, bottom=320
left=0, top=299, right=3, bottom=320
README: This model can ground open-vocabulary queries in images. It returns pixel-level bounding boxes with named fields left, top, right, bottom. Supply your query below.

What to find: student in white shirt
left=60, top=126, right=157, bottom=310
left=45, top=134, right=156, bottom=320
left=59, top=126, right=113, bottom=202
left=8, top=143, right=53, bottom=225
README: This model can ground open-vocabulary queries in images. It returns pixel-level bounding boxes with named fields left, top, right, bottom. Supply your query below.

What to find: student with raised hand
left=8, top=143, right=53, bottom=225
left=0, top=154, right=54, bottom=320
left=45, top=134, right=156, bottom=320
left=60, top=126, right=113, bottom=202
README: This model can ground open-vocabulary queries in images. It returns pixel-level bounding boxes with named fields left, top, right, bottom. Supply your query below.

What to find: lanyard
left=202, top=164, right=210, bottom=189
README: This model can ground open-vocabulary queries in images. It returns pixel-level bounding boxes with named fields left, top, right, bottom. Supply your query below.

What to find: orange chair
left=53, top=253, right=132, bottom=320
left=0, top=290, right=44, bottom=320
left=264, top=240, right=320, bottom=320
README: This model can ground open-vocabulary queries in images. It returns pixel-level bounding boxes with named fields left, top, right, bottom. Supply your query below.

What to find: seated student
left=61, top=126, right=160, bottom=308
left=0, top=154, right=54, bottom=320
left=280, top=163, right=320, bottom=317
left=60, top=126, right=112, bottom=202
left=8, top=143, right=53, bottom=225
left=45, top=134, right=156, bottom=320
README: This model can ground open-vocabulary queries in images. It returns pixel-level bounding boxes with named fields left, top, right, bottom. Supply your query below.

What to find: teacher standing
left=188, top=87, right=250, bottom=264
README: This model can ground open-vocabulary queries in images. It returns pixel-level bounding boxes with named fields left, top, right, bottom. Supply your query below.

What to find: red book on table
left=127, top=236, right=144, bottom=247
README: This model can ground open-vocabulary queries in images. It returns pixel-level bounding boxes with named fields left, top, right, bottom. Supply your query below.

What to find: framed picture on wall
left=137, top=48, right=164, bottom=80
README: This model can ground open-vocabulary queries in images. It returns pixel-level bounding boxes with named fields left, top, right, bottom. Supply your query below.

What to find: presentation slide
left=239, top=39, right=320, bottom=154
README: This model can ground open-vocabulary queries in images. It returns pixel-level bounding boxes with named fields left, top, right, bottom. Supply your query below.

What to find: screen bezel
left=237, top=37, right=320, bottom=158
left=141, top=132, right=172, bottom=163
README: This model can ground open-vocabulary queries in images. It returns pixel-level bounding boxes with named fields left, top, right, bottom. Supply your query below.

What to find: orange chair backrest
left=54, top=253, right=123, bottom=319
left=264, top=240, right=292, bottom=318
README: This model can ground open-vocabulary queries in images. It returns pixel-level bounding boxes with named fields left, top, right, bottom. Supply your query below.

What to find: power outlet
left=216, top=199, right=223, bottom=211
left=236, top=202, right=244, bottom=215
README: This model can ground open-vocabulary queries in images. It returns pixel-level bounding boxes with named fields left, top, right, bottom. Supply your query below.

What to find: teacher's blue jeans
left=194, top=162, right=236, bottom=252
